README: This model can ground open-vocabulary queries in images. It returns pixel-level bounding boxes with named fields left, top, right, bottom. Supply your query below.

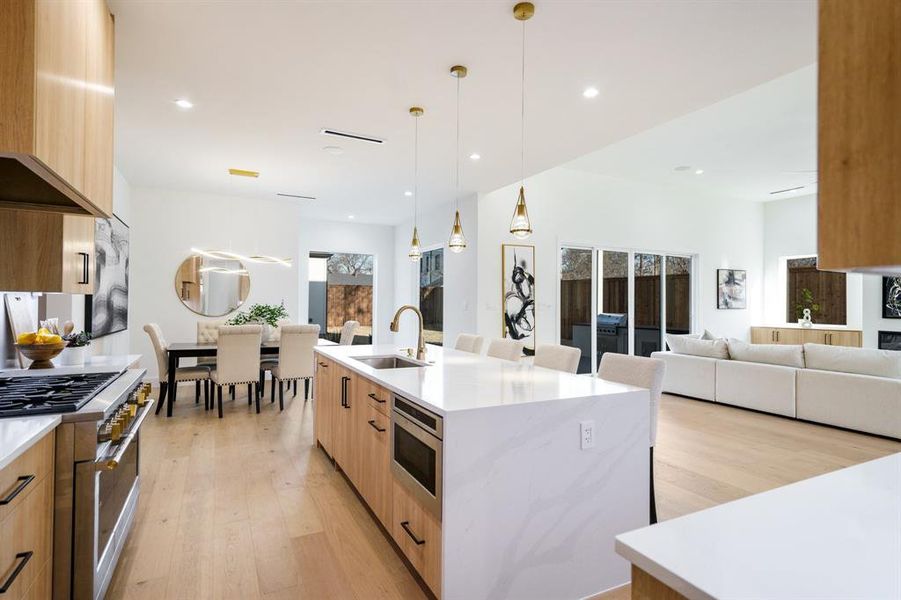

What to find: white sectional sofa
left=651, top=338, right=901, bottom=439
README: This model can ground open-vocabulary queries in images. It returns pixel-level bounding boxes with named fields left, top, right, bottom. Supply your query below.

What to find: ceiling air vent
left=276, top=193, right=316, bottom=200
left=769, top=185, right=806, bottom=195
left=319, top=128, right=385, bottom=144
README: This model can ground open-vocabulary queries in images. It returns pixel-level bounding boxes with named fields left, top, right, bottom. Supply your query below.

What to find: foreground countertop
left=314, top=344, right=641, bottom=415
left=0, top=353, right=141, bottom=376
left=615, top=453, right=901, bottom=600
left=0, top=415, right=60, bottom=470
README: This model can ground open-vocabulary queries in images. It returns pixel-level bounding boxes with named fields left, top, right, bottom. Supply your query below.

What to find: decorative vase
left=259, top=323, right=273, bottom=342
left=57, top=346, right=87, bottom=366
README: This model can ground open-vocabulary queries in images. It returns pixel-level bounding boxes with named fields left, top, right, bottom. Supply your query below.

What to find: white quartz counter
left=616, top=453, right=901, bottom=600
left=314, top=344, right=640, bottom=415
left=0, top=415, right=60, bottom=470
left=0, top=353, right=141, bottom=376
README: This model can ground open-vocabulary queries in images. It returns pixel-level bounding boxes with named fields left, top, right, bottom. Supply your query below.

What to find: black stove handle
left=0, top=474, right=35, bottom=506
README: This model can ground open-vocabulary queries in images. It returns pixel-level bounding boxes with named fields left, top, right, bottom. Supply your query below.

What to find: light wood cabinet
left=314, top=357, right=337, bottom=456
left=0, top=0, right=114, bottom=217
left=333, top=364, right=361, bottom=487
left=358, top=402, right=392, bottom=527
left=817, top=0, right=901, bottom=273
left=392, top=479, right=442, bottom=595
left=0, top=431, right=54, bottom=599
left=750, top=326, right=862, bottom=348
left=0, top=209, right=94, bottom=293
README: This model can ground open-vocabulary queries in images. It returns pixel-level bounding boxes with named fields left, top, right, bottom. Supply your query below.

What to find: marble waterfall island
left=313, top=343, right=649, bottom=600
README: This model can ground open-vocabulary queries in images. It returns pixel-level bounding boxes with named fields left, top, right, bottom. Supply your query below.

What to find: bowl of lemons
left=15, top=328, right=66, bottom=369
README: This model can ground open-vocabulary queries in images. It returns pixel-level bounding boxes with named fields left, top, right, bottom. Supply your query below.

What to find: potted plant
left=58, top=330, right=92, bottom=366
left=226, top=302, right=289, bottom=341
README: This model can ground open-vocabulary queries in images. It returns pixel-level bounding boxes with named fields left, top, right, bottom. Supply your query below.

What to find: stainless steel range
left=38, top=368, right=155, bottom=600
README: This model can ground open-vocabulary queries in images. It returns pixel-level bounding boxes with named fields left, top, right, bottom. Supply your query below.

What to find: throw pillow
left=804, top=343, right=901, bottom=378
left=727, top=338, right=805, bottom=368
left=665, top=334, right=730, bottom=359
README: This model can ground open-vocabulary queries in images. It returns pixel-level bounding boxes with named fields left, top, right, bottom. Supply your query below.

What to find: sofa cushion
left=715, top=359, right=797, bottom=417
left=797, top=369, right=901, bottom=439
left=650, top=351, right=717, bottom=402
left=701, top=329, right=718, bottom=341
left=665, top=334, right=729, bottom=359
left=803, top=343, right=901, bottom=379
left=726, top=338, right=805, bottom=368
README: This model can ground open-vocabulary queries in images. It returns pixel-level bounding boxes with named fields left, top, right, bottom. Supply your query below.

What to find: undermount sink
left=351, top=355, right=427, bottom=370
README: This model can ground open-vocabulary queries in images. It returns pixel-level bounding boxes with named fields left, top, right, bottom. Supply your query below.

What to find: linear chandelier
left=190, top=247, right=292, bottom=267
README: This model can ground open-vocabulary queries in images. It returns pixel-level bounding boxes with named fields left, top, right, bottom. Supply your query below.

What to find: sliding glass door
left=558, top=246, right=694, bottom=374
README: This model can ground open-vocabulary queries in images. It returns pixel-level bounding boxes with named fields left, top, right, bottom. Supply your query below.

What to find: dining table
left=164, top=337, right=337, bottom=417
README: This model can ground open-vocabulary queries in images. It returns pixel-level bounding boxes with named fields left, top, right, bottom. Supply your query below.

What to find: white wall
left=128, top=186, right=395, bottom=379
left=476, top=168, right=767, bottom=348
left=763, top=194, right=891, bottom=347
left=393, top=195, right=479, bottom=348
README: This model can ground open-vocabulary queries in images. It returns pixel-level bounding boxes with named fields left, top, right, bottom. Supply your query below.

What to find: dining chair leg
left=217, top=385, right=224, bottom=419
left=278, top=380, right=285, bottom=411
left=270, top=377, right=276, bottom=403
left=195, top=380, right=200, bottom=404
left=649, top=447, right=657, bottom=525
left=254, top=383, right=261, bottom=414
left=230, top=385, right=235, bottom=401
left=258, top=370, right=264, bottom=398
left=204, top=380, right=210, bottom=409
left=155, top=382, right=168, bottom=415
left=169, top=381, right=178, bottom=415
left=304, top=379, right=310, bottom=400
left=293, top=380, right=297, bottom=397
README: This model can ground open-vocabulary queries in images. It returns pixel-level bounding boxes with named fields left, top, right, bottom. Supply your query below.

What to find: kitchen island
left=313, top=343, right=649, bottom=600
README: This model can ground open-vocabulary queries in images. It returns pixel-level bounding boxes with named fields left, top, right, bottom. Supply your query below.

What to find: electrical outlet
left=580, top=420, right=595, bottom=450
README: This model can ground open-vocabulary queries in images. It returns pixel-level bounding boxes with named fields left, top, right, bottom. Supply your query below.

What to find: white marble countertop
left=314, top=344, right=641, bottom=415
left=0, top=415, right=60, bottom=470
left=615, top=453, right=901, bottom=600
left=0, top=353, right=141, bottom=376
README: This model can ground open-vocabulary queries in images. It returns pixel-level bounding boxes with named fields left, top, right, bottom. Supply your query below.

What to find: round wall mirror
left=174, top=255, right=250, bottom=316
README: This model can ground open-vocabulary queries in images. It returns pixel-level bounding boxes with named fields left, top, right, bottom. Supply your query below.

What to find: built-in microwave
left=391, top=394, right=443, bottom=518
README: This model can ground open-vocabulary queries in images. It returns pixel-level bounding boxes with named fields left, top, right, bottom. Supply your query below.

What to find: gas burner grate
left=0, top=372, right=120, bottom=417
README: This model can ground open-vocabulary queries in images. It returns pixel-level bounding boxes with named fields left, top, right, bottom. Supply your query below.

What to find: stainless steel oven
left=391, top=394, right=443, bottom=518
left=53, top=371, right=153, bottom=600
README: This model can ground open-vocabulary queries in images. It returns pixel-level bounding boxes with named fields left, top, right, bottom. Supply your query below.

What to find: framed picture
left=717, top=269, right=746, bottom=309
left=883, top=276, right=901, bottom=319
left=502, top=244, right=535, bottom=351
left=86, top=215, right=130, bottom=338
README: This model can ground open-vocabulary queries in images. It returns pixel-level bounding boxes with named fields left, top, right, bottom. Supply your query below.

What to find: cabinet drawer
left=0, top=434, right=53, bottom=523
left=0, top=475, right=53, bottom=599
left=364, top=381, right=391, bottom=416
left=392, top=480, right=441, bottom=595
left=360, top=405, right=392, bottom=527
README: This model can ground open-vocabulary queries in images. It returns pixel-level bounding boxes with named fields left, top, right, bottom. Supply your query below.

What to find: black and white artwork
left=883, top=277, right=901, bottom=319
left=717, top=269, right=746, bottom=309
left=502, top=244, right=535, bottom=351
left=86, top=215, right=129, bottom=337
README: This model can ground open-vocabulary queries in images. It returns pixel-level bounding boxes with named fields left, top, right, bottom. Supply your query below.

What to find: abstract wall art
left=883, top=276, right=901, bottom=319
left=86, top=215, right=129, bottom=337
left=502, top=244, right=535, bottom=351
left=717, top=268, right=747, bottom=309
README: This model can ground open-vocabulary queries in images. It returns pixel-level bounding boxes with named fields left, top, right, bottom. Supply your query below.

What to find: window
left=560, top=247, right=592, bottom=373
left=420, top=247, right=444, bottom=345
left=785, top=256, right=846, bottom=325
left=308, top=252, right=374, bottom=343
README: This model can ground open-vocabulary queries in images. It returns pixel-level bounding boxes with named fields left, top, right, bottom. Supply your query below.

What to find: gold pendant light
left=448, top=65, right=468, bottom=253
left=510, top=2, right=534, bottom=239
left=408, top=106, right=424, bottom=261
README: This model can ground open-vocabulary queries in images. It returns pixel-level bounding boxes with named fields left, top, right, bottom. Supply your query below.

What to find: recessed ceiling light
left=174, top=99, right=194, bottom=109
left=469, top=153, right=481, bottom=160
left=695, top=169, right=704, bottom=175
left=323, top=146, right=343, bottom=155
left=348, top=215, right=355, bottom=220
left=404, top=191, right=413, bottom=197
left=582, top=87, right=599, bottom=99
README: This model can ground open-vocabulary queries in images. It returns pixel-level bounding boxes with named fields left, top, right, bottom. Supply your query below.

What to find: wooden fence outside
left=327, top=284, right=373, bottom=328
left=786, top=266, right=847, bottom=324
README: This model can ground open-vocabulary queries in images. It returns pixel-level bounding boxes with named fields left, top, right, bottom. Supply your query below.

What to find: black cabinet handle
left=367, top=392, right=386, bottom=404
left=0, top=551, right=33, bottom=593
left=77, top=252, right=90, bottom=285
left=341, top=376, right=350, bottom=408
left=367, top=419, right=386, bottom=433
left=0, top=475, right=34, bottom=506
left=400, top=521, right=426, bottom=545
left=318, top=362, right=328, bottom=368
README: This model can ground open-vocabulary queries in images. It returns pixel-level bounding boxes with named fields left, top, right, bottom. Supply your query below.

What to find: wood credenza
left=750, top=327, right=862, bottom=347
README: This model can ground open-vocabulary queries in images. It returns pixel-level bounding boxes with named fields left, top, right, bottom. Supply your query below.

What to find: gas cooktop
left=0, top=372, right=121, bottom=418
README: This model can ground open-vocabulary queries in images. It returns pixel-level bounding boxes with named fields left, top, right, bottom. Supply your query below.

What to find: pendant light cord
left=413, top=114, right=419, bottom=228
left=455, top=75, right=461, bottom=211
left=520, top=19, right=526, bottom=186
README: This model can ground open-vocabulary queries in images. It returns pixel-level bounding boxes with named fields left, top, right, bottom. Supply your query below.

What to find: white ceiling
left=110, top=0, right=816, bottom=224
left=565, top=64, right=818, bottom=201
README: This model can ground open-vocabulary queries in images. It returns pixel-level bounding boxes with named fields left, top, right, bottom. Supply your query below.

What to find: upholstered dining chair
left=598, top=353, right=666, bottom=524
left=144, top=323, right=211, bottom=415
left=269, top=324, right=319, bottom=410
left=486, top=338, right=525, bottom=362
left=339, top=320, right=360, bottom=345
left=210, top=325, right=262, bottom=418
left=533, top=344, right=582, bottom=374
left=454, top=333, right=484, bottom=354
left=259, top=318, right=294, bottom=396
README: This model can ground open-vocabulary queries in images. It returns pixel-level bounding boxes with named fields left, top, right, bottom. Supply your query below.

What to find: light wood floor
left=106, top=386, right=901, bottom=600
